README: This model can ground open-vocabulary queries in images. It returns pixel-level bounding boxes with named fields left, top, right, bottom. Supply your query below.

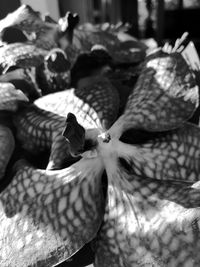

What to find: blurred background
left=1, top=0, right=200, bottom=51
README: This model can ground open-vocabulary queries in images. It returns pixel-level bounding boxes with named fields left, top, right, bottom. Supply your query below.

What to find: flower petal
left=0, top=157, right=104, bottom=266
left=110, top=50, right=198, bottom=137
left=0, top=126, right=15, bottom=181
left=0, top=43, right=48, bottom=74
left=34, top=89, right=103, bottom=130
left=75, top=78, right=119, bottom=130
left=94, top=147, right=200, bottom=266
left=116, top=122, right=200, bottom=181
left=34, top=82, right=119, bottom=131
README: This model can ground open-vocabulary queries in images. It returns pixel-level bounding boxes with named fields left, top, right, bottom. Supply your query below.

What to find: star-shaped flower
left=1, top=33, right=200, bottom=267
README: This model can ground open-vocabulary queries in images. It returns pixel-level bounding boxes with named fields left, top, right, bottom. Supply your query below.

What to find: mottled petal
left=110, top=50, right=198, bottom=137
left=14, top=105, right=69, bottom=170
left=75, top=78, right=120, bottom=130
left=0, top=157, right=104, bottom=266
left=15, top=87, right=113, bottom=169
left=0, top=126, right=15, bottom=180
left=0, top=82, right=28, bottom=111
left=0, top=43, right=47, bottom=74
left=0, top=68, right=42, bottom=101
left=34, top=89, right=109, bottom=129
left=95, top=139, right=200, bottom=266
left=115, top=122, right=200, bottom=181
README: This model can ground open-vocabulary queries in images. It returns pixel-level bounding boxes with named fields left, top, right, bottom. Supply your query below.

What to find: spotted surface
left=0, top=158, right=104, bottom=267
left=117, top=123, right=200, bottom=181
left=0, top=43, right=47, bottom=74
left=95, top=137, right=200, bottom=267
left=110, top=50, right=198, bottom=137
left=0, top=68, right=42, bottom=101
left=0, top=46, right=70, bottom=100
left=14, top=104, right=71, bottom=170
left=0, top=126, right=15, bottom=180
left=0, top=82, right=28, bottom=111
left=75, top=77, right=119, bottom=129
left=0, top=82, right=28, bottom=181
left=34, top=87, right=117, bottom=130
left=1, top=6, right=200, bottom=267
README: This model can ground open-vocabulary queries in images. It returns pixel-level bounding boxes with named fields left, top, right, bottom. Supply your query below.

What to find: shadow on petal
left=0, top=157, right=105, bottom=267
left=94, top=143, right=200, bottom=266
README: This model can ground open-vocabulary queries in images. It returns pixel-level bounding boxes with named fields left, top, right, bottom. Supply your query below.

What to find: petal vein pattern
left=110, top=50, right=199, bottom=137
left=116, top=123, right=200, bottom=181
left=0, top=157, right=104, bottom=267
left=95, top=138, right=200, bottom=267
